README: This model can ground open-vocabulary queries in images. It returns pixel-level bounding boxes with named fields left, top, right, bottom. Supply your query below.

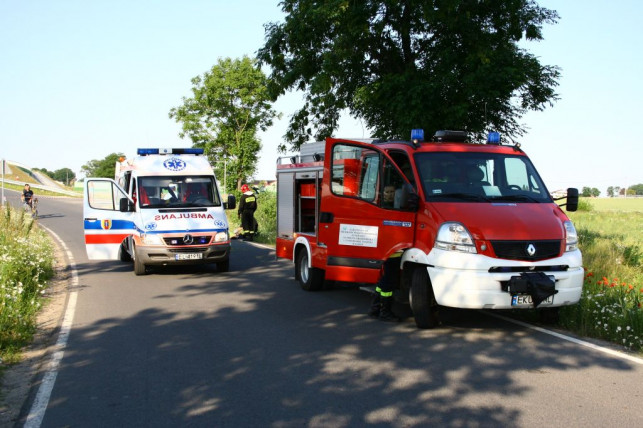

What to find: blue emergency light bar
left=137, top=148, right=204, bottom=155
left=411, top=129, right=425, bottom=142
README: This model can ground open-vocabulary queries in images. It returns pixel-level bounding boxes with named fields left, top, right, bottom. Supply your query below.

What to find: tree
left=607, top=186, right=616, bottom=197
left=81, top=153, right=124, bottom=178
left=581, top=187, right=600, bottom=197
left=629, top=183, right=643, bottom=195
left=169, top=56, right=278, bottom=191
left=53, top=168, right=76, bottom=186
left=258, top=0, right=561, bottom=150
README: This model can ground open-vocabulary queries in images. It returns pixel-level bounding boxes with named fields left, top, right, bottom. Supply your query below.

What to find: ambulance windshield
left=414, top=152, right=551, bottom=203
left=136, top=176, right=221, bottom=208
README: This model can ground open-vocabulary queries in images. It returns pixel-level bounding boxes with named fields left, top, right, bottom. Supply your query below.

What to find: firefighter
left=238, top=184, right=257, bottom=241
left=368, top=252, right=402, bottom=322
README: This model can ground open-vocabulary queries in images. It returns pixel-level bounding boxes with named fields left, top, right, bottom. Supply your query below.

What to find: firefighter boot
left=367, top=293, right=381, bottom=318
left=378, top=296, right=400, bottom=322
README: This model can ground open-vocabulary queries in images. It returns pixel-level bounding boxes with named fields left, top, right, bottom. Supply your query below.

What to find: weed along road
left=11, top=193, right=643, bottom=427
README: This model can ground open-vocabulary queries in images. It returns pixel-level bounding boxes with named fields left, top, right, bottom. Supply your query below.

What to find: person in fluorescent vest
left=238, top=184, right=257, bottom=240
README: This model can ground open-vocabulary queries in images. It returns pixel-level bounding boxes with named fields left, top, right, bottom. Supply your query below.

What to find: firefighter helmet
left=241, top=184, right=250, bottom=192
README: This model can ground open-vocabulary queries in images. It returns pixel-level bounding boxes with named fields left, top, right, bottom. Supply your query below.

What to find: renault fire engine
left=275, top=130, right=583, bottom=328
left=83, top=148, right=235, bottom=275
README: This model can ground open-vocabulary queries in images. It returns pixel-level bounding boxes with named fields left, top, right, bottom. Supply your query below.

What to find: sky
left=1, top=0, right=641, bottom=196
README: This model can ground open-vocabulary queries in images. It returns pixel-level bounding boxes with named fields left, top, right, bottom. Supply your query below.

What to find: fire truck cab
left=83, top=148, right=235, bottom=275
left=276, top=130, right=583, bottom=328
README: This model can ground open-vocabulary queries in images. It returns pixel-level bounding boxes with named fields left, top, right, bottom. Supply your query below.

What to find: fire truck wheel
left=119, top=240, right=132, bottom=262
left=133, top=244, right=147, bottom=276
left=296, top=249, right=324, bottom=291
left=217, top=260, right=230, bottom=272
left=409, top=266, right=439, bottom=329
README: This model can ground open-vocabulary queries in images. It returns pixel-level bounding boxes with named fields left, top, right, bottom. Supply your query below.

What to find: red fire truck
left=275, top=130, right=583, bottom=328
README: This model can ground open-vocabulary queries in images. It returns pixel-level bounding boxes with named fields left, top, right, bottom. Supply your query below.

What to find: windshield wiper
left=434, top=192, right=491, bottom=202
left=490, top=194, right=542, bottom=203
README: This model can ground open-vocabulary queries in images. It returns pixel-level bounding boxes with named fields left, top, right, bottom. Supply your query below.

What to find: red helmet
left=241, top=184, right=250, bottom=192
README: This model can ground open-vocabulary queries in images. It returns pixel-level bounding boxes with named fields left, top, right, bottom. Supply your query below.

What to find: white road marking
left=487, top=311, right=643, bottom=365
left=24, top=226, right=79, bottom=428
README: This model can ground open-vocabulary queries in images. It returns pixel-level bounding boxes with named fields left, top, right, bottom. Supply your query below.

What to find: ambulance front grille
left=163, top=236, right=212, bottom=246
left=490, top=240, right=561, bottom=261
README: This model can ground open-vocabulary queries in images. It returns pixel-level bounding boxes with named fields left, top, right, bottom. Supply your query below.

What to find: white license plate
left=175, top=253, right=203, bottom=261
left=511, top=294, right=554, bottom=307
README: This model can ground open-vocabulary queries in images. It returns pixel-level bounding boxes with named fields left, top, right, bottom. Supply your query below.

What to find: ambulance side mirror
left=399, top=183, right=419, bottom=211
left=119, top=198, right=134, bottom=212
left=224, top=194, right=236, bottom=210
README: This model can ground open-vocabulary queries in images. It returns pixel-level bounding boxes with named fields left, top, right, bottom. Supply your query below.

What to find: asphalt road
left=7, top=190, right=643, bottom=427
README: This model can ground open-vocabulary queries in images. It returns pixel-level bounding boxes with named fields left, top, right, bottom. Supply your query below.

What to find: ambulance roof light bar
left=137, top=148, right=204, bottom=156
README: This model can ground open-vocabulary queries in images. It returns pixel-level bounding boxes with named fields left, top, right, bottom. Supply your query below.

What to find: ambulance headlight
left=214, top=231, right=229, bottom=242
left=141, top=233, right=163, bottom=245
left=564, top=220, right=579, bottom=252
left=435, top=222, right=477, bottom=254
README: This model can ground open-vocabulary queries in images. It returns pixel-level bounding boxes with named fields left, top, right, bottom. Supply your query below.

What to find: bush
left=0, top=205, right=55, bottom=363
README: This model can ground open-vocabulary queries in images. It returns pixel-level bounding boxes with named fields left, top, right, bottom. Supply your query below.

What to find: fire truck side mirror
left=565, top=188, right=579, bottom=212
left=119, top=197, right=134, bottom=212
left=224, top=194, right=236, bottom=210
left=399, top=183, right=419, bottom=211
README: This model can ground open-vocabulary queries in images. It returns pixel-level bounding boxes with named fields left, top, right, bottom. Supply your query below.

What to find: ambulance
left=275, top=130, right=583, bottom=328
left=83, top=148, right=235, bottom=275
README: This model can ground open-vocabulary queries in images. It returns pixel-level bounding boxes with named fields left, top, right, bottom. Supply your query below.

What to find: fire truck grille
left=163, top=236, right=212, bottom=246
left=490, top=240, right=561, bottom=261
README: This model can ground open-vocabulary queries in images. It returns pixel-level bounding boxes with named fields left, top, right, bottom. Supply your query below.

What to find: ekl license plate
left=175, top=253, right=203, bottom=261
left=511, top=294, right=554, bottom=307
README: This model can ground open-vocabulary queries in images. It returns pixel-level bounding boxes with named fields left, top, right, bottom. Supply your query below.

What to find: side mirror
left=119, top=197, right=134, bottom=212
left=565, top=188, right=579, bottom=212
left=224, top=194, right=236, bottom=210
left=399, top=183, right=420, bottom=211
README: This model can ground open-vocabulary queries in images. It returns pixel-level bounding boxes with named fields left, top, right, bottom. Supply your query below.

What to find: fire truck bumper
left=426, top=250, right=584, bottom=309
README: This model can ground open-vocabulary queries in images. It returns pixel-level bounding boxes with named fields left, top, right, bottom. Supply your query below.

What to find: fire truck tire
left=409, top=266, right=439, bottom=329
left=119, top=240, right=132, bottom=262
left=133, top=244, right=147, bottom=276
left=217, top=260, right=230, bottom=272
left=296, top=249, right=324, bottom=291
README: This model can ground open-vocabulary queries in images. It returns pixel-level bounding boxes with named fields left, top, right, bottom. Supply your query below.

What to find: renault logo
left=526, top=243, right=536, bottom=256
left=183, top=234, right=194, bottom=245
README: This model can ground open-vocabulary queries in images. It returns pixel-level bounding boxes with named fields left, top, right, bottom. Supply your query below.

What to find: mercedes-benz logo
left=183, top=234, right=193, bottom=245
left=526, top=243, right=536, bottom=256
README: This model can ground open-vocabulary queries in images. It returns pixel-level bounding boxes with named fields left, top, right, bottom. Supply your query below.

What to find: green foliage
left=581, top=186, right=600, bottom=197
left=0, top=204, right=54, bottom=363
left=52, top=168, right=76, bottom=185
left=169, top=56, right=278, bottom=192
left=81, top=153, right=125, bottom=179
left=226, top=190, right=276, bottom=245
left=258, top=0, right=561, bottom=150
left=629, top=183, right=643, bottom=195
left=576, top=198, right=594, bottom=212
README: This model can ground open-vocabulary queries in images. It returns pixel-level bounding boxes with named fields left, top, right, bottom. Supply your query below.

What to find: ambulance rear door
left=318, top=140, right=417, bottom=283
left=83, top=178, right=137, bottom=260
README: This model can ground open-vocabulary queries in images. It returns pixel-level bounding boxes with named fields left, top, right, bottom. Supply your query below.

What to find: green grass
left=579, top=197, right=643, bottom=212
left=0, top=204, right=55, bottom=364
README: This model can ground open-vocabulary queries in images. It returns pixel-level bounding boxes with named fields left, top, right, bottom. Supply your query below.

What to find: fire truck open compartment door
left=318, top=139, right=417, bottom=283
left=83, top=178, right=136, bottom=260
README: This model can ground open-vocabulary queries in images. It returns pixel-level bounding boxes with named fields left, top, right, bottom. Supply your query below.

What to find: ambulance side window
left=331, top=143, right=379, bottom=203
left=87, top=180, right=128, bottom=211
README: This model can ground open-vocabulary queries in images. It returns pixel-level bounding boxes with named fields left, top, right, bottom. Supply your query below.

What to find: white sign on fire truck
left=338, top=224, right=378, bottom=247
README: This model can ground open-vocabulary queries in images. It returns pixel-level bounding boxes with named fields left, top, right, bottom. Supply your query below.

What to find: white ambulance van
left=83, top=148, right=235, bottom=275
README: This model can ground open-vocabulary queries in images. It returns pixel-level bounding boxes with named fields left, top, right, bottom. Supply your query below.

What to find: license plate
left=175, top=253, right=203, bottom=261
left=511, top=294, right=554, bottom=307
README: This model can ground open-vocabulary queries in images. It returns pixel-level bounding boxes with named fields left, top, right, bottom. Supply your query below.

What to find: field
left=560, top=197, right=643, bottom=351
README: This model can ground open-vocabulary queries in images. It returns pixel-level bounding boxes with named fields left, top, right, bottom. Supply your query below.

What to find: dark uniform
left=368, top=252, right=402, bottom=321
left=238, top=185, right=257, bottom=240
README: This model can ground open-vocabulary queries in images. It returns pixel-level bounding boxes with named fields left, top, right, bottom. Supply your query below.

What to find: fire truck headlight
left=214, top=231, right=228, bottom=242
left=564, top=220, right=579, bottom=252
left=141, top=233, right=163, bottom=245
left=435, top=222, right=477, bottom=254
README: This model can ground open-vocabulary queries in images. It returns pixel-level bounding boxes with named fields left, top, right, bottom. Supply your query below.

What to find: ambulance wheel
left=217, top=260, right=230, bottom=272
left=133, top=244, right=147, bottom=276
left=409, top=266, right=439, bottom=329
left=296, top=249, right=324, bottom=291
left=119, top=241, right=132, bottom=262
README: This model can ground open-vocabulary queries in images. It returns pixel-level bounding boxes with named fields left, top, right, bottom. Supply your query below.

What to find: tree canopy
left=81, top=153, right=124, bottom=179
left=169, top=56, right=277, bottom=191
left=258, top=0, right=560, bottom=150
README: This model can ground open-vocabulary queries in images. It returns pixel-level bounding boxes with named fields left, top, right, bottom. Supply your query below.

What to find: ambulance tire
left=133, top=244, right=147, bottom=276
left=119, top=240, right=132, bottom=262
left=296, top=249, right=324, bottom=291
left=409, top=266, right=439, bottom=329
